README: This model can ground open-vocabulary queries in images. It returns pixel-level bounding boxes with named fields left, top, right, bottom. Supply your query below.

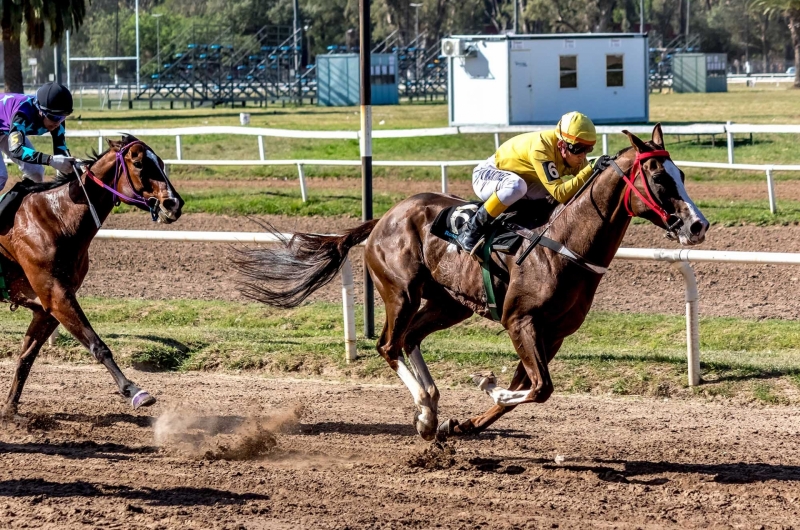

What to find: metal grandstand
left=134, top=23, right=448, bottom=107
left=135, top=24, right=310, bottom=107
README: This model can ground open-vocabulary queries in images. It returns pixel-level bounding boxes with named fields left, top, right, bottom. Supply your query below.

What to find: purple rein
left=84, top=141, right=160, bottom=221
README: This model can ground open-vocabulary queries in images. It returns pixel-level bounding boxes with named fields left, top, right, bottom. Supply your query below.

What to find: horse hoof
left=438, top=418, right=458, bottom=436
left=132, top=390, right=156, bottom=410
left=436, top=418, right=458, bottom=441
left=413, top=411, right=437, bottom=441
left=470, top=371, right=496, bottom=389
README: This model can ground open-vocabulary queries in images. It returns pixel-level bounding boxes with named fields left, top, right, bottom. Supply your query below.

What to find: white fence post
left=98, top=136, right=104, bottom=152
left=297, top=163, right=307, bottom=202
left=47, top=326, right=60, bottom=346
left=258, top=136, right=265, bottom=161
left=602, top=134, right=608, bottom=155
left=673, top=261, right=700, bottom=387
left=766, top=167, right=777, bottom=214
left=726, top=120, right=734, bottom=164
left=494, top=133, right=500, bottom=150
left=175, top=135, right=182, bottom=160
left=341, top=258, right=357, bottom=363
left=441, top=164, right=448, bottom=193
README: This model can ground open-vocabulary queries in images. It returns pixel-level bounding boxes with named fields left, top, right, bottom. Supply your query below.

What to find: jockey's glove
left=592, top=155, right=613, bottom=172
left=48, top=154, right=77, bottom=174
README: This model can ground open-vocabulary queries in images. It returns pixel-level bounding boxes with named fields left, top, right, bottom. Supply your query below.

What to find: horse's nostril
left=690, top=220, right=705, bottom=236
left=163, top=198, right=177, bottom=211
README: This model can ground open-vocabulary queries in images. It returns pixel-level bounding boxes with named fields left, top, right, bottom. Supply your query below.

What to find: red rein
left=621, top=149, right=671, bottom=223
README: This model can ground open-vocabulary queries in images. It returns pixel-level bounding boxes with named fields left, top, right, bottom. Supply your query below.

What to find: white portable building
left=444, top=34, right=649, bottom=126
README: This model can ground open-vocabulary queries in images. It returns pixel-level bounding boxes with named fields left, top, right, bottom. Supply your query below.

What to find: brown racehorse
left=1, top=135, right=183, bottom=418
left=234, top=125, right=709, bottom=440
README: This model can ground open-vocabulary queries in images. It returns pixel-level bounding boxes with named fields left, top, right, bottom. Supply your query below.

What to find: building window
left=607, top=54, right=624, bottom=87
left=560, top=55, right=577, bottom=89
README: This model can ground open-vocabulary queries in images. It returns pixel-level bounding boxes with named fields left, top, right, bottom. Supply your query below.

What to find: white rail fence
left=59, top=123, right=800, bottom=214
left=157, top=157, right=800, bottom=214
left=65, top=122, right=800, bottom=166
left=93, top=229, right=800, bottom=387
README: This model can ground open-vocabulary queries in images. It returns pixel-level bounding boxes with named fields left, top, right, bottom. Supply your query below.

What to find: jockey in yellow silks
left=456, top=111, right=599, bottom=255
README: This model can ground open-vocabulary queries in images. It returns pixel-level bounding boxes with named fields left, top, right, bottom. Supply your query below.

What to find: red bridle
left=620, top=149, right=672, bottom=224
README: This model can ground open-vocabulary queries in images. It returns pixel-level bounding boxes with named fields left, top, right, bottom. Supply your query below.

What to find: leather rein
left=513, top=149, right=683, bottom=274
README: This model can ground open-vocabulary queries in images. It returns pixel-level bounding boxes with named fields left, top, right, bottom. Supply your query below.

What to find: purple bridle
left=84, top=140, right=169, bottom=220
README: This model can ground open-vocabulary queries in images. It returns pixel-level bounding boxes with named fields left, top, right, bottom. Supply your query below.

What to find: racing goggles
left=35, top=102, right=70, bottom=123
left=41, top=111, right=69, bottom=123
left=565, top=141, right=594, bottom=155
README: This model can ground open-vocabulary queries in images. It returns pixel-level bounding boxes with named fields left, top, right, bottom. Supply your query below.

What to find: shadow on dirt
left=0, top=440, right=157, bottom=460
left=0, top=478, right=269, bottom=506
left=553, top=458, right=800, bottom=484
left=51, top=412, right=154, bottom=428
left=299, top=421, right=415, bottom=437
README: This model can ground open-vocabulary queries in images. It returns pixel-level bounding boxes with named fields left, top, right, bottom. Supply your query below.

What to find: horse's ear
left=106, top=139, right=122, bottom=150
left=622, top=129, right=648, bottom=153
left=651, top=123, right=665, bottom=148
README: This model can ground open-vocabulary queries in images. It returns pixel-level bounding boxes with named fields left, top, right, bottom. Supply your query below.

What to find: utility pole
left=153, top=14, right=163, bottom=75
left=410, top=3, right=422, bottom=94
left=640, top=0, right=645, bottom=33
left=685, top=0, right=690, bottom=42
left=293, top=0, right=301, bottom=104
left=54, top=45, right=62, bottom=84
left=360, top=0, right=374, bottom=338
left=135, top=0, right=140, bottom=92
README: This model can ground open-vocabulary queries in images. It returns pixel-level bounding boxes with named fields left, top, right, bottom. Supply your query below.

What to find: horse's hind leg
left=402, top=290, right=473, bottom=433
left=2, top=309, right=60, bottom=417
left=371, top=265, right=448, bottom=440
left=45, top=286, right=155, bottom=409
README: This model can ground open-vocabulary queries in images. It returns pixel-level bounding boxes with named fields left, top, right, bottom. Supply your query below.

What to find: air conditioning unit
left=441, top=38, right=466, bottom=58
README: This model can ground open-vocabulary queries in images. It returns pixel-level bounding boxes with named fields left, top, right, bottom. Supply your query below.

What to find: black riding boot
left=456, top=204, right=492, bottom=255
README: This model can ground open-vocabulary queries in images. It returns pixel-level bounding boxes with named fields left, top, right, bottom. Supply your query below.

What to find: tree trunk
left=788, top=8, right=800, bottom=89
left=2, top=28, right=23, bottom=94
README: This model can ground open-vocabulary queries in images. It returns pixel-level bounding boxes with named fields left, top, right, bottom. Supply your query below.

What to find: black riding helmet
left=35, top=82, right=73, bottom=116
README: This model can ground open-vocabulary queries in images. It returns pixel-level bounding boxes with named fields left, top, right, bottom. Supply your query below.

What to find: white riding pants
left=472, top=156, right=546, bottom=206
left=0, top=134, right=46, bottom=192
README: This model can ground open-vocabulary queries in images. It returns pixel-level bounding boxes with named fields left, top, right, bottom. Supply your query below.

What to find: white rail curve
left=94, top=229, right=800, bottom=386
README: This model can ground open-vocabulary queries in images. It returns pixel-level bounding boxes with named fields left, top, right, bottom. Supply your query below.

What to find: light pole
left=640, top=0, right=644, bottom=33
left=152, top=14, right=163, bottom=75
left=410, top=3, right=422, bottom=84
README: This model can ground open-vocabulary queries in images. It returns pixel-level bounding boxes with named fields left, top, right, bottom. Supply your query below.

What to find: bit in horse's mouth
left=157, top=207, right=178, bottom=224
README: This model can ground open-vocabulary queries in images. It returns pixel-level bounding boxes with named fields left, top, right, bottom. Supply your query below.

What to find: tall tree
left=753, top=0, right=800, bottom=86
left=1, top=0, right=87, bottom=93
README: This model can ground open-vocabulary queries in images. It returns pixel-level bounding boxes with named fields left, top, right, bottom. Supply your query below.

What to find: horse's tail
left=233, top=219, right=379, bottom=309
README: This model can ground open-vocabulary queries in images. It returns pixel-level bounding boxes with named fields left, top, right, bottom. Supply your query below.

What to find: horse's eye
left=133, top=161, right=143, bottom=169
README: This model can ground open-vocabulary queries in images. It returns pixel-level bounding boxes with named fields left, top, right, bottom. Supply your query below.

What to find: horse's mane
left=26, top=134, right=140, bottom=194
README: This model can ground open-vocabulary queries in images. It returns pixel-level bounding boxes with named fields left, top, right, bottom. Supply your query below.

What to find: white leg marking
left=408, top=347, right=438, bottom=411
left=395, top=361, right=430, bottom=409
left=474, top=375, right=529, bottom=406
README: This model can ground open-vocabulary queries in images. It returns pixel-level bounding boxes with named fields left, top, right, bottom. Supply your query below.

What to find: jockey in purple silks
left=0, top=82, right=76, bottom=191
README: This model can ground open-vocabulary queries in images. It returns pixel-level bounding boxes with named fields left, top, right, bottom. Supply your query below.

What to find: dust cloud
left=153, top=403, right=304, bottom=460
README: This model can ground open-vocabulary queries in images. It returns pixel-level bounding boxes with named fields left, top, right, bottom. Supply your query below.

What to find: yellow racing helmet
left=555, top=111, right=596, bottom=153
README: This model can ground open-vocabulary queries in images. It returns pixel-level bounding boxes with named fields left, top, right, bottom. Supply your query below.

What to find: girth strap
left=480, top=229, right=504, bottom=322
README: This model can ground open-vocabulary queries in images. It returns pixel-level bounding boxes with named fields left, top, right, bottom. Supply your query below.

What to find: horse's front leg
left=44, top=284, right=156, bottom=409
left=453, top=320, right=558, bottom=436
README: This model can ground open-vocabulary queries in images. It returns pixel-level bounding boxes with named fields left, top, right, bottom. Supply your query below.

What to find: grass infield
left=1, top=297, right=800, bottom=405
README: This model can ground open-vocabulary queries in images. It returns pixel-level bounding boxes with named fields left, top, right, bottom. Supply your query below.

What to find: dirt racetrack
left=2, top=176, right=800, bottom=528
left=2, top=362, right=800, bottom=529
